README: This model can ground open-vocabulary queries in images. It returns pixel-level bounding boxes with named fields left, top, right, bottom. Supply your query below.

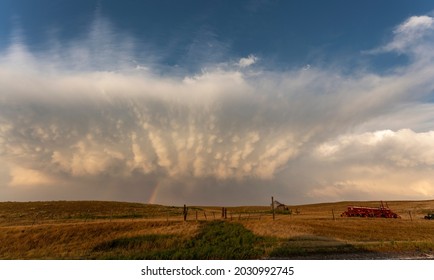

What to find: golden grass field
left=1, top=200, right=434, bottom=259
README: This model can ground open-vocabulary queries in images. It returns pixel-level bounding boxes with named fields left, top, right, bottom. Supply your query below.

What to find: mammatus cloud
left=1, top=14, right=434, bottom=205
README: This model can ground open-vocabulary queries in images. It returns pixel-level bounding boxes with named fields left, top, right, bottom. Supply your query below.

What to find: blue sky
left=2, top=0, right=433, bottom=71
left=2, top=1, right=434, bottom=205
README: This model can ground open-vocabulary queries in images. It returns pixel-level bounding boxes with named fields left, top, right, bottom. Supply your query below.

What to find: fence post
left=195, top=210, right=198, bottom=221
left=183, top=204, right=188, bottom=221
left=271, top=196, right=275, bottom=220
left=332, top=209, right=336, bottom=221
left=224, top=208, right=227, bottom=219
left=409, top=211, right=413, bottom=221
left=204, top=211, right=207, bottom=220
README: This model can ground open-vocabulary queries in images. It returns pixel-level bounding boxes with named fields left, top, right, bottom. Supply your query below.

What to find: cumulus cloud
left=398, top=15, right=434, bottom=32
left=315, top=129, right=434, bottom=168
left=2, top=14, right=434, bottom=204
left=370, top=15, right=434, bottom=58
left=301, top=129, right=434, bottom=201
left=236, top=54, right=258, bottom=68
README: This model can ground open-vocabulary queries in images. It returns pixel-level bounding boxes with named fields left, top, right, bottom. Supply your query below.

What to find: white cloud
left=236, top=54, right=258, bottom=68
left=305, top=129, right=434, bottom=201
left=397, top=15, right=434, bottom=33
left=314, top=129, right=434, bottom=168
left=9, top=166, right=58, bottom=188
left=371, top=15, right=434, bottom=56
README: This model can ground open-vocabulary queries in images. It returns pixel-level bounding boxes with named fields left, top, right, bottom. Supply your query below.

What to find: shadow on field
left=91, top=221, right=268, bottom=259
left=269, top=235, right=388, bottom=260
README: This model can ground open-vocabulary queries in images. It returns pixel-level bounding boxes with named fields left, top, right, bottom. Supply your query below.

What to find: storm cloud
left=1, top=14, right=434, bottom=205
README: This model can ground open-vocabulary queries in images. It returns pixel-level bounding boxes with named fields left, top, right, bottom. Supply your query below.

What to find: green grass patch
left=171, top=221, right=267, bottom=259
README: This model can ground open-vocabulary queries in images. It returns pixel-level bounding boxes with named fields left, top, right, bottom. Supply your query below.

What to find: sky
left=1, top=0, right=434, bottom=206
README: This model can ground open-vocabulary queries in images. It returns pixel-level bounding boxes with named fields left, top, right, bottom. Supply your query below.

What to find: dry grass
left=241, top=218, right=311, bottom=239
left=221, top=200, right=434, bottom=239
left=238, top=201, right=434, bottom=256
left=1, top=200, right=434, bottom=259
left=0, top=220, right=199, bottom=259
left=0, top=201, right=184, bottom=226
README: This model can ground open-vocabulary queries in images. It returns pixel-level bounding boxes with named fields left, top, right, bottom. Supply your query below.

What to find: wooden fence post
left=183, top=204, right=188, bottom=221
left=271, top=196, right=275, bottom=220
left=409, top=211, right=413, bottom=221
left=204, top=211, right=207, bottom=220
left=195, top=210, right=198, bottom=221
left=332, top=209, right=336, bottom=221
left=224, top=208, right=227, bottom=219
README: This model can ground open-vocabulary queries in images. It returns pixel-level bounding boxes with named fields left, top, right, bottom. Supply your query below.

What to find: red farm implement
left=341, top=201, right=400, bottom=218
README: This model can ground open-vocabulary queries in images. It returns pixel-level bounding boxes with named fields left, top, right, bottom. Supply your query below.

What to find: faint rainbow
left=147, top=182, right=161, bottom=204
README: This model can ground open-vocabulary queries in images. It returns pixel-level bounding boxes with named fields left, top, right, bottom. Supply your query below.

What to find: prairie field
left=1, top=200, right=434, bottom=259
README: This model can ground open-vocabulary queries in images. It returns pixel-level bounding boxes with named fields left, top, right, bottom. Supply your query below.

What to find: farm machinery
left=341, top=201, right=400, bottom=218
left=424, top=213, right=434, bottom=220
